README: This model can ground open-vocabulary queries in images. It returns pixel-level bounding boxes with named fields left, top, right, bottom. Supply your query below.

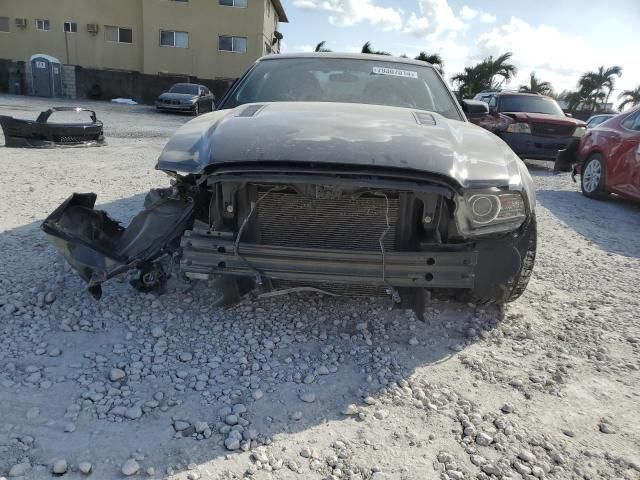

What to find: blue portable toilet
left=30, top=54, right=63, bottom=97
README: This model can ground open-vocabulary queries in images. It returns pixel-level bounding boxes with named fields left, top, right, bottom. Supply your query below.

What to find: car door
left=607, top=111, right=640, bottom=199
left=203, top=87, right=214, bottom=110
left=197, top=87, right=206, bottom=110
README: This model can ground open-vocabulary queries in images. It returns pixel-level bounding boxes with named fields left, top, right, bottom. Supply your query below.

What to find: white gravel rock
left=52, top=460, right=68, bottom=474
left=78, top=462, right=93, bottom=474
left=475, top=432, right=493, bottom=446
left=299, top=392, right=316, bottom=403
left=121, top=458, right=140, bottom=476
left=109, top=368, right=126, bottom=382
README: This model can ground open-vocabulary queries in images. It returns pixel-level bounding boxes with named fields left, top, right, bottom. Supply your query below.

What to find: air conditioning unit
left=86, top=23, right=99, bottom=35
left=15, top=18, right=28, bottom=28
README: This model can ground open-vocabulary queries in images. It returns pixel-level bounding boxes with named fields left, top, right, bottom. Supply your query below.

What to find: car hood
left=158, top=93, right=197, bottom=101
left=504, top=111, right=585, bottom=126
left=156, top=102, right=526, bottom=189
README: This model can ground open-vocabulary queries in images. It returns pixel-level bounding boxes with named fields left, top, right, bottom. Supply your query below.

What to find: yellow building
left=0, top=0, right=288, bottom=81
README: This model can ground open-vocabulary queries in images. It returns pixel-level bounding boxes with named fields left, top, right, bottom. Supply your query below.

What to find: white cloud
left=459, top=5, right=495, bottom=23
left=288, top=43, right=314, bottom=53
left=480, top=13, right=496, bottom=23
left=459, top=5, right=477, bottom=20
left=475, top=17, right=639, bottom=94
left=293, top=0, right=403, bottom=31
left=405, top=0, right=465, bottom=38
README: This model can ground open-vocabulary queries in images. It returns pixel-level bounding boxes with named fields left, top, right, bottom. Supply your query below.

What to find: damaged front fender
left=41, top=188, right=196, bottom=298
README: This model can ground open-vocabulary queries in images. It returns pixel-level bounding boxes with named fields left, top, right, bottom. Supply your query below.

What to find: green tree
left=579, top=65, right=623, bottom=112
left=519, top=72, right=553, bottom=96
left=451, top=52, right=517, bottom=98
left=618, top=86, right=640, bottom=111
left=481, top=52, right=518, bottom=89
left=314, top=41, right=332, bottom=53
left=451, top=65, right=489, bottom=98
left=361, top=42, right=391, bottom=56
left=414, top=51, right=444, bottom=74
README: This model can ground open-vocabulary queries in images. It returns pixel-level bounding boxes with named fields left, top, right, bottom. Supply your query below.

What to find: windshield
left=222, top=57, right=462, bottom=120
left=588, top=116, right=611, bottom=127
left=169, top=84, right=198, bottom=95
left=499, top=95, right=564, bottom=115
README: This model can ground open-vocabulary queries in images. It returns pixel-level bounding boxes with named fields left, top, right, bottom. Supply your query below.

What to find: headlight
left=457, top=191, right=527, bottom=235
left=573, top=126, right=587, bottom=137
left=506, top=122, right=531, bottom=134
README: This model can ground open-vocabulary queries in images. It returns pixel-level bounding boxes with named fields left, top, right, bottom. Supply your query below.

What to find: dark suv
left=470, top=92, right=586, bottom=161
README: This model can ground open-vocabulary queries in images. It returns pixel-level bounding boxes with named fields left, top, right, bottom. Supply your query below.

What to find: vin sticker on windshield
left=372, top=67, right=418, bottom=78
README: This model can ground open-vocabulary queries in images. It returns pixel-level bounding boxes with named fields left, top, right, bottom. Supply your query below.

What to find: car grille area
left=256, top=190, right=399, bottom=251
left=531, top=123, right=575, bottom=137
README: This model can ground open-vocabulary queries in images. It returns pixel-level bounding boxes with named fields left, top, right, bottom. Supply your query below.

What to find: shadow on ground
left=0, top=193, right=498, bottom=479
left=534, top=186, right=640, bottom=259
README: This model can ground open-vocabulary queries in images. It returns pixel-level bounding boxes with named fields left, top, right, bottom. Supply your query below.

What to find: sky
left=277, top=0, right=640, bottom=102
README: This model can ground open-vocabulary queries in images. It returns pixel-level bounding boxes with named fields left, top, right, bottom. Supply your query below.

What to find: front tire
left=581, top=154, right=607, bottom=199
left=193, top=103, right=200, bottom=116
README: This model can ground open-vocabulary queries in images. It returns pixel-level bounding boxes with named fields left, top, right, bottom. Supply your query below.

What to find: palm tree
left=415, top=51, right=444, bottom=74
left=361, top=41, right=391, bottom=56
left=618, top=86, right=640, bottom=111
left=562, top=90, right=588, bottom=111
left=519, top=72, right=553, bottom=96
left=451, top=65, right=489, bottom=99
left=314, top=41, right=332, bottom=53
left=579, top=65, right=623, bottom=112
left=481, top=52, right=517, bottom=89
left=451, top=52, right=518, bottom=98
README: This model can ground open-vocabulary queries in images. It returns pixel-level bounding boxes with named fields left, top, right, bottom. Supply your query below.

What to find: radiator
left=256, top=190, right=399, bottom=251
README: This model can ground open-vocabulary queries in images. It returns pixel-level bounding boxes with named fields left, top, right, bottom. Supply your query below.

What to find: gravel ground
left=1, top=94, right=639, bottom=480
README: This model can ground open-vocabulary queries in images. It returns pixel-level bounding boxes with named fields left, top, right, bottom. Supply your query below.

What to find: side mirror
left=565, top=112, right=573, bottom=117
left=461, top=99, right=489, bottom=117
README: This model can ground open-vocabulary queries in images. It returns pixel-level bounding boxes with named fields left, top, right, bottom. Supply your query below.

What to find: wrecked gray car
left=0, top=107, right=104, bottom=147
left=42, top=53, right=537, bottom=309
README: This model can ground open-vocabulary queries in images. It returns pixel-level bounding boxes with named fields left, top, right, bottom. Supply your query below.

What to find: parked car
left=469, top=92, right=587, bottom=161
left=556, top=106, right=640, bottom=200
left=155, top=83, right=215, bottom=115
left=585, top=113, right=615, bottom=129
left=41, top=53, right=537, bottom=311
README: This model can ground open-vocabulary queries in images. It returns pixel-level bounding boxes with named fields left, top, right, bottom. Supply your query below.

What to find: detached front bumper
left=0, top=107, right=104, bottom=148
left=501, top=132, right=574, bottom=161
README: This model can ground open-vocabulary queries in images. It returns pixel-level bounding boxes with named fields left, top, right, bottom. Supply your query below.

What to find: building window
left=105, top=25, right=133, bottom=43
left=219, top=35, right=247, bottom=53
left=36, top=19, right=50, bottom=31
left=220, top=0, right=248, bottom=8
left=64, top=21, right=77, bottom=33
left=0, top=17, right=9, bottom=32
left=160, top=30, right=189, bottom=48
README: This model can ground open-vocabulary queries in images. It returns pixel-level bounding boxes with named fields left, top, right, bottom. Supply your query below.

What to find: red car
left=470, top=92, right=587, bottom=161
left=558, top=107, right=640, bottom=200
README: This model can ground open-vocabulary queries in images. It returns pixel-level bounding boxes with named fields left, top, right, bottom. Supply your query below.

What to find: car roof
left=172, top=83, right=200, bottom=87
left=257, top=52, right=437, bottom=69
left=496, top=92, right=550, bottom=99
